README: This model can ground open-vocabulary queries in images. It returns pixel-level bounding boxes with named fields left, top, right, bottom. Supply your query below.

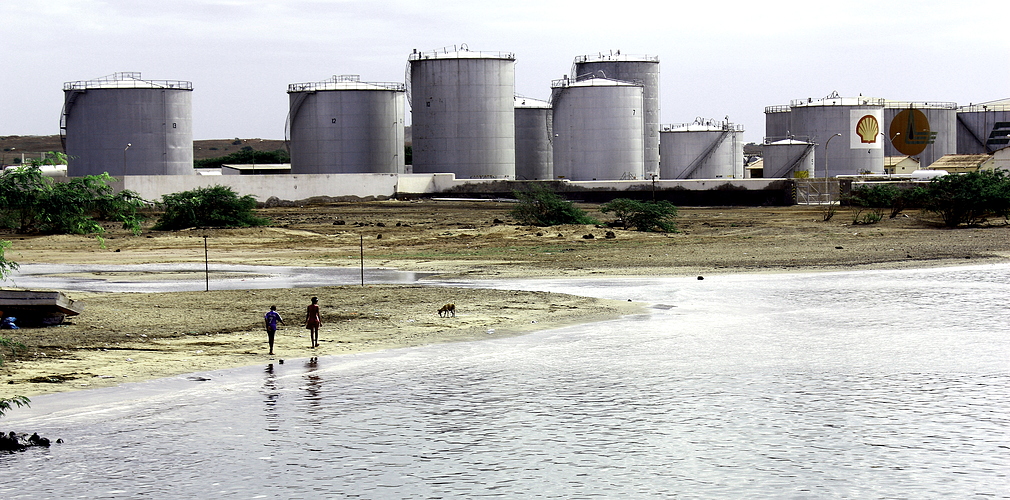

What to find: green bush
left=153, top=185, right=270, bottom=230
left=509, top=184, right=598, bottom=226
left=0, top=166, right=145, bottom=235
left=599, top=198, right=678, bottom=232
left=194, top=149, right=290, bottom=169
left=921, top=170, right=1010, bottom=227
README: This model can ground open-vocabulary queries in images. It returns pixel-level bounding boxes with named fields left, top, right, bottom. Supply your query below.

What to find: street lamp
left=123, top=143, right=132, bottom=176
left=823, top=133, right=842, bottom=203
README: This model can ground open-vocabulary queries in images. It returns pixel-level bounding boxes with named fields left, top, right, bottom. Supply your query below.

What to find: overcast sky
left=2, top=0, right=1004, bottom=144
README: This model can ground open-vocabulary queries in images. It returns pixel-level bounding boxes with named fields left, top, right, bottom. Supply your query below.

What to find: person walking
left=263, top=305, right=284, bottom=355
left=305, top=296, right=322, bottom=348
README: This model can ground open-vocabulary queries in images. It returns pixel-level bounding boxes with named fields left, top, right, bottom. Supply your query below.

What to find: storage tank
left=62, top=72, right=193, bottom=176
left=659, top=118, right=744, bottom=179
left=573, top=52, right=660, bottom=178
left=764, top=105, right=792, bottom=140
left=514, top=96, right=553, bottom=180
left=762, top=138, right=815, bottom=178
left=408, top=45, right=516, bottom=179
left=883, top=101, right=957, bottom=168
left=551, top=76, right=644, bottom=181
left=788, top=94, right=885, bottom=177
left=956, top=99, right=1010, bottom=154
left=286, top=75, right=405, bottom=174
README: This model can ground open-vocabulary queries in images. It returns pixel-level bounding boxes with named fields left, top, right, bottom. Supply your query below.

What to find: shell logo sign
left=850, top=109, right=883, bottom=149
left=889, top=108, right=937, bottom=156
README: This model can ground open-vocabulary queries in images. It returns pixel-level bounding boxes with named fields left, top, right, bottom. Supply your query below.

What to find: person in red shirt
left=305, top=297, right=322, bottom=348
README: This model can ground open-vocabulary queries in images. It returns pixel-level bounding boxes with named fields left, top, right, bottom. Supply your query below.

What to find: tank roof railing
left=408, top=44, right=515, bottom=61
left=959, top=100, right=1010, bottom=112
left=551, top=74, right=641, bottom=89
left=763, top=135, right=814, bottom=145
left=574, top=51, right=660, bottom=63
left=287, top=75, right=405, bottom=93
left=884, top=100, right=958, bottom=109
left=63, top=72, right=193, bottom=90
left=661, top=118, right=744, bottom=132
left=764, top=105, right=791, bottom=113
left=790, top=96, right=885, bottom=107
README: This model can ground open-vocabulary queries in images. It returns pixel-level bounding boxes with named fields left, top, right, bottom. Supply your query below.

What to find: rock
left=605, top=231, right=616, bottom=239
left=582, top=234, right=595, bottom=239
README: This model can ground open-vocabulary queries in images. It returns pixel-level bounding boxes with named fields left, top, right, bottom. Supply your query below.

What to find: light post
left=823, top=133, right=842, bottom=203
left=123, top=143, right=131, bottom=177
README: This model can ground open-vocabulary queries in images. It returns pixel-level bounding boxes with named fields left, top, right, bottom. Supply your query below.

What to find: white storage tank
left=514, top=96, right=553, bottom=180
left=286, top=75, right=405, bottom=174
left=550, top=76, right=645, bottom=181
left=956, top=99, right=1010, bottom=154
left=573, top=52, right=660, bottom=177
left=883, top=101, right=957, bottom=168
left=62, top=72, right=193, bottom=176
left=762, top=138, right=815, bottom=178
left=788, top=93, right=885, bottom=177
left=408, top=45, right=516, bottom=179
left=659, top=118, right=744, bottom=179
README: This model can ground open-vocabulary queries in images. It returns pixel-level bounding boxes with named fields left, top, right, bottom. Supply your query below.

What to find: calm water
left=2, top=265, right=1009, bottom=499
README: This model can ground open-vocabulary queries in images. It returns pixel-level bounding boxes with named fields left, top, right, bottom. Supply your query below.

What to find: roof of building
left=885, top=156, right=920, bottom=168
left=927, top=154, right=992, bottom=170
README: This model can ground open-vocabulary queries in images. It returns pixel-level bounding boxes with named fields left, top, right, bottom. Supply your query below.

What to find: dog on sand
left=437, top=303, right=456, bottom=318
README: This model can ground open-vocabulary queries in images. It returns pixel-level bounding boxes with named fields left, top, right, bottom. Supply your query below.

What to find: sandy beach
left=3, top=200, right=1009, bottom=397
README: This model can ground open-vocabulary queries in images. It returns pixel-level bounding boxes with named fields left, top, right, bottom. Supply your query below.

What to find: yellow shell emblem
left=856, top=115, right=879, bottom=144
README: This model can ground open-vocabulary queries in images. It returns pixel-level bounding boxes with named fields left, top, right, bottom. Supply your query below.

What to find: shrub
left=195, top=149, right=290, bottom=169
left=509, top=184, right=598, bottom=226
left=0, top=166, right=145, bottom=235
left=0, top=395, right=30, bottom=418
left=153, top=185, right=270, bottom=230
left=599, top=198, right=678, bottom=232
left=921, top=170, right=1010, bottom=227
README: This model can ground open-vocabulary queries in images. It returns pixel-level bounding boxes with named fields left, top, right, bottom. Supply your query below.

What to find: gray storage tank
left=286, top=75, right=405, bottom=174
left=956, top=99, right=1010, bottom=154
left=573, top=52, right=660, bottom=178
left=62, top=72, right=193, bottom=176
left=764, top=105, right=792, bottom=140
left=788, top=93, right=885, bottom=177
left=883, top=101, right=957, bottom=168
left=762, top=138, right=815, bottom=178
left=659, top=118, right=744, bottom=179
left=551, top=75, right=644, bottom=181
left=514, top=96, right=553, bottom=180
left=408, top=45, right=516, bottom=179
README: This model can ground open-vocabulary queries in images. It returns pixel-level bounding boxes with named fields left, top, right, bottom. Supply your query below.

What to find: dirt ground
left=3, top=200, right=1009, bottom=396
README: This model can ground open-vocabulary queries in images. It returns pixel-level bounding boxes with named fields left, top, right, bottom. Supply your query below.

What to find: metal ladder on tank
left=679, top=130, right=729, bottom=179
left=59, top=90, right=86, bottom=153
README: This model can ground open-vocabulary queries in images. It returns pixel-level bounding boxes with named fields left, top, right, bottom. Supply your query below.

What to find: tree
left=600, top=198, right=679, bottom=232
left=509, top=184, right=598, bottom=226
left=921, top=170, right=1010, bottom=227
left=153, top=185, right=270, bottom=230
left=0, top=396, right=30, bottom=418
left=0, top=165, right=145, bottom=235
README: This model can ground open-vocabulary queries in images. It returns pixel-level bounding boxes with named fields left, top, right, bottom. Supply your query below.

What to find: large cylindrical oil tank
left=764, top=105, right=792, bottom=140
left=286, top=75, right=405, bottom=174
left=408, top=46, right=516, bottom=179
left=551, top=76, right=644, bottom=181
left=956, top=99, right=1010, bottom=154
left=62, top=72, right=193, bottom=176
left=788, top=95, right=885, bottom=177
left=762, top=139, right=815, bottom=178
left=573, top=52, right=660, bottom=178
left=659, top=119, right=744, bottom=179
left=514, top=96, right=553, bottom=180
left=883, top=101, right=957, bottom=168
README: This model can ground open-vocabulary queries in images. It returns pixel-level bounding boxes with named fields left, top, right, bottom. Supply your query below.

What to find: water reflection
left=302, top=357, right=323, bottom=417
left=262, top=363, right=280, bottom=433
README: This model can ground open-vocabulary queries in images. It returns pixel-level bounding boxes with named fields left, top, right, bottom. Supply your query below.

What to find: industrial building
left=286, top=75, right=405, bottom=174
left=514, top=96, right=553, bottom=180
left=659, top=119, right=744, bottom=179
left=883, top=101, right=957, bottom=168
left=407, top=45, right=516, bottom=179
left=956, top=99, right=1010, bottom=154
left=550, top=75, right=645, bottom=181
left=572, top=52, right=660, bottom=178
left=62, top=72, right=194, bottom=177
left=761, top=138, right=815, bottom=179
